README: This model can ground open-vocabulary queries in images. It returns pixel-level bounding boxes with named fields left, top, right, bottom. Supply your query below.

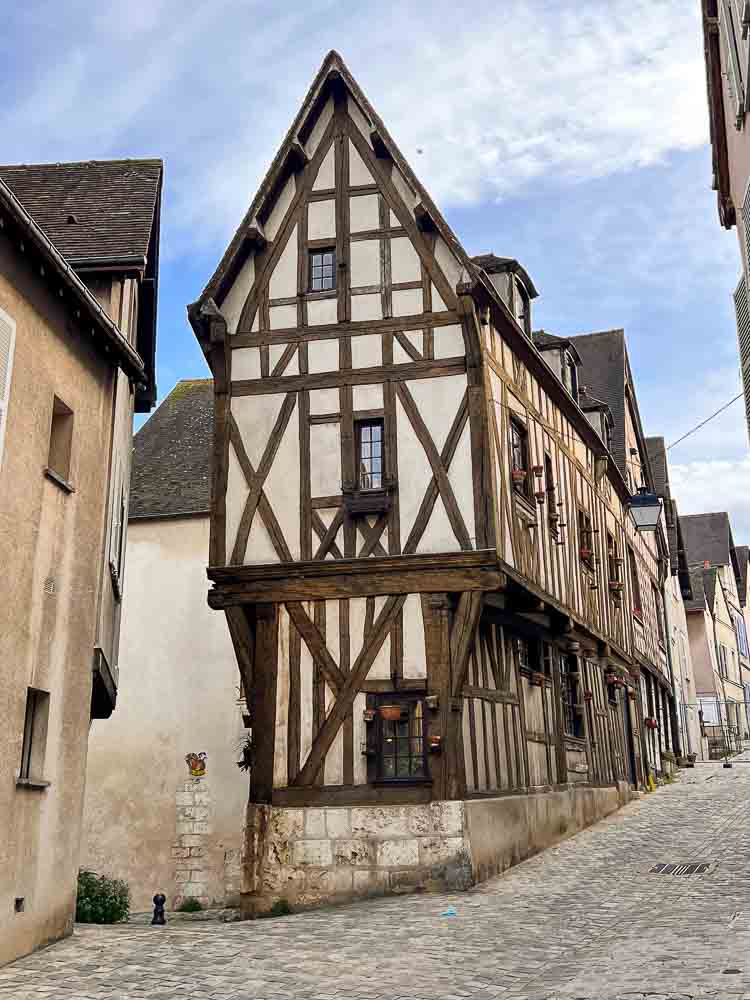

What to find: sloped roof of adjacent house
left=681, top=512, right=735, bottom=569
left=735, top=544, right=749, bottom=606
left=684, top=565, right=717, bottom=612
left=645, top=436, right=668, bottom=498
left=129, top=380, right=213, bottom=519
left=0, top=159, right=162, bottom=266
left=472, top=254, right=539, bottom=297
left=568, top=329, right=627, bottom=477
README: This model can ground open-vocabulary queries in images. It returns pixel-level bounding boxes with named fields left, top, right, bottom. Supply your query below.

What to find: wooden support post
left=422, top=593, right=452, bottom=800
left=250, top=604, right=279, bottom=803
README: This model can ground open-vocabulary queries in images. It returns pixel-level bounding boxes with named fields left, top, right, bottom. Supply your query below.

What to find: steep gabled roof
left=569, top=330, right=627, bottom=477
left=129, top=380, right=213, bottom=519
left=645, top=436, right=668, bottom=498
left=681, top=512, right=735, bottom=568
left=0, top=159, right=163, bottom=266
left=472, top=254, right=539, bottom=298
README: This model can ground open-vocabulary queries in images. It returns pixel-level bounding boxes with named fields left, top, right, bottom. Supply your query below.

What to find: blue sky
left=5, top=0, right=749, bottom=539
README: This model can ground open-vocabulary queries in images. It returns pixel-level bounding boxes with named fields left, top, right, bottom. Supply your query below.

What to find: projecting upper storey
left=189, top=51, right=667, bottom=668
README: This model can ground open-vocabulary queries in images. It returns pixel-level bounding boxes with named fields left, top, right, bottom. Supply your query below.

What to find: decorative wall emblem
left=185, top=752, right=207, bottom=777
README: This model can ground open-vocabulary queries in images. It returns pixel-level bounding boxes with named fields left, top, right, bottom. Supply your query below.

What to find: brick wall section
left=243, top=801, right=473, bottom=913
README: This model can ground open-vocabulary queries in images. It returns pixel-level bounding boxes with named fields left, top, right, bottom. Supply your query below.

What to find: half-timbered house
left=189, top=52, right=666, bottom=913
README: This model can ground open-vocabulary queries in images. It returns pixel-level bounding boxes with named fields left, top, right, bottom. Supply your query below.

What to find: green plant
left=259, top=898, right=293, bottom=918
left=75, top=870, right=130, bottom=924
left=177, top=897, right=203, bottom=913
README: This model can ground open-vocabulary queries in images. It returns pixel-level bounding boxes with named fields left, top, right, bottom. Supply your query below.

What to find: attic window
left=562, top=350, right=578, bottom=400
left=512, top=277, right=530, bottom=336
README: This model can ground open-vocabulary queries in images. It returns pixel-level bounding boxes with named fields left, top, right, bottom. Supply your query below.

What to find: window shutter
left=733, top=276, right=750, bottom=443
left=721, top=0, right=746, bottom=123
left=0, top=309, right=17, bottom=471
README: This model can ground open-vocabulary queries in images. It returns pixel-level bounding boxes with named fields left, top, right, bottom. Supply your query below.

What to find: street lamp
left=628, top=487, right=662, bottom=532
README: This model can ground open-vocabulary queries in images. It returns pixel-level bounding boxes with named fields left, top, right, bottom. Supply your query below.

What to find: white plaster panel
left=265, top=176, right=295, bottom=242
left=274, top=609, right=290, bottom=788
left=389, top=209, right=400, bottom=228
left=350, top=194, right=380, bottom=233
left=221, top=254, right=255, bottom=335
left=269, top=304, right=297, bottom=330
left=245, top=515, right=280, bottom=564
left=401, top=594, right=426, bottom=678
left=347, top=98, right=374, bottom=145
left=226, top=442, right=249, bottom=560
left=351, top=597, right=390, bottom=679
left=433, top=324, right=465, bottom=359
left=392, top=288, right=424, bottom=317
left=416, top=493, right=457, bottom=554
left=300, top=636, right=314, bottom=769
left=349, top=140, right=374, bottom=185
left=432, top=284, right=447, bottom=311
left=232, top=347, right=261, bottom=381
left=352, top=383, right=383, bottom=411
left=462, top=704, right=475, bottom=793
left=308, top=338, right=340, bottom=375
left=232, top=393, right=286, bottom=470
left=390, top=238, right=422, bottom=283
left=393, top=330, right=422, bottom=365
left=351, top=334, right=383, bottom=369
left=394, top=394, right=433, bottom=548
left=313, top=144, right=335, bottom=191
left=263, top=403, right=301, bottom=559
left=475, top=700, right=487, bottom=790
left=448, top=422, right=476, bottom=549
left=434, top=236, right=463, bottom=289
left=269, top=226, right=298, bottom=299
left=269, top=343, right=298, bottom=377
left=310, top=423, right=342, bottom=498
left=310, top=387, right=340, bottom=414
left=305, top=98, right=334, bottom=156
left=324, top=682, right=344, bottom=785
left=390, top=165, right=417, bottom=210
left=350, top=293, right=382, bottom=322
left=485, top=707, right=498, bottom=790
left=307, top=296, right=338, bottom=326
left=308, top=200, right=336, bottom=240
left=325, top=600, right=340, bottom=666
left=406, top=373, right=466, bottom=452
left=353, top=692, right=367, bottom=784
left=350, top=240, right=381, bottom=287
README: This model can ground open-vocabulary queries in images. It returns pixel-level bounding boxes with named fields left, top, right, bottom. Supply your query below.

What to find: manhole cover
left=648, top=862, right=712, bottom=875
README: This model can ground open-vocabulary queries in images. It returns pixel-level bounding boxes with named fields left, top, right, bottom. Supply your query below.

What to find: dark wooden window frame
left=365, top=692, right=430, bottom=784
left=545, top=452, right=559, bottom=538
left=516, top=636, right=553, bottom=684
left=355, top=418, right=384, bottom=491
left=561, top=654, right=584, bottom=739
left=510, top=417, right=532, bottom=502
left=578, top=508, right=595, bottom=571
left=18, top=687, right=50, bottom=787
left=309, top=247, right=336, bottom=292
left=628, top=545, right=643, bottom=621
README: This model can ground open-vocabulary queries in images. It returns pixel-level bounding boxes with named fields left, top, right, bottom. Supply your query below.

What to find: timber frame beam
left=207, top=550, right=507, bottom=607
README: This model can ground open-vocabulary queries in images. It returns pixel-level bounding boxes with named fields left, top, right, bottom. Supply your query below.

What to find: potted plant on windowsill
left=644, top=716, right=658, bottom=730
left=512, top=469, right=527, bottom=486
left=584, top=690, right=594, bottom=703
left=580, top=547, right=593, bottom=561
left=530, top=670, right=546, bottom=687
left=379, top=704, right=404, bottom=722
left=609, top=580, right=624, bottom=594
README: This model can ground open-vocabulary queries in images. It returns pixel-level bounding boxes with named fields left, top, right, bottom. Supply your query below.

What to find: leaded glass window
left=379, top=699, right=426, bottom=779
left=356, top=419, right=383, bottom=490
left=310, top=249, right=336, bottom=291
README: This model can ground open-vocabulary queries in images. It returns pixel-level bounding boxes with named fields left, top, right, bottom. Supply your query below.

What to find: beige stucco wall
left=82, top=514, right=247, bottom=912
left=0, top=244, right=114, bottom=965
left=665, top=574, right=701, bottom=756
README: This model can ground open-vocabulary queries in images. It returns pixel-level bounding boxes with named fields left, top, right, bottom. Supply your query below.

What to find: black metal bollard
left=151, top=893, right=166, bottom=925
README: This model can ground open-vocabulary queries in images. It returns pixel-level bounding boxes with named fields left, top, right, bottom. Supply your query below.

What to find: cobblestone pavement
left=5, top=763, right=750, bottom=999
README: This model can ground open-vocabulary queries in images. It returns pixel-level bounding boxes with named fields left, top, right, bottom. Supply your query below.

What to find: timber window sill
left=343, top=486, right=394, bottom=515
left=372, top=778, right=433, bottom=788
left=16, top=777, right=50, bottom=791
left=43, top=467, right=75, bottom=494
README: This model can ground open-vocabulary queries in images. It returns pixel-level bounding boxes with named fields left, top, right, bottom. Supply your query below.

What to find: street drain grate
left=648, top=862, right=712, bottom=875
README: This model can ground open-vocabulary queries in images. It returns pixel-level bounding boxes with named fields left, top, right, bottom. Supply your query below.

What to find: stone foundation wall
left=241, top=801, right=472, bottom=914
left=242, top=783, right=632, bottom=914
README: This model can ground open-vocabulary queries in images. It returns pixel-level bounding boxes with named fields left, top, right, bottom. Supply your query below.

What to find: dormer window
left=562, top=350, right=578, bottom=401
left=512, top=277, right=530, bottom=336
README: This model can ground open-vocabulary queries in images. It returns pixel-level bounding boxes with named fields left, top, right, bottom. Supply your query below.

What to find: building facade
left=186, top=53, right=679, bottom=914
left=701, top=0, right=750, bottom=436
left=0, top=160, right=161, bottom=963
left=83, top=380, right=248, bottom=912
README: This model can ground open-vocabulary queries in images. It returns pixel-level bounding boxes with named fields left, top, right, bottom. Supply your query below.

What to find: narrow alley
left=3, top=763, right=750, bottom=1000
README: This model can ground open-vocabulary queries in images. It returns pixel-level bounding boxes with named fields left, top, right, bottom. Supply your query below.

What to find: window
left=109, top=478, right=127, bottom=600
left=719, top=643, right=729, bottom=678
left=309, top=248, right=336, bottom=292
left=19, top=688, right=50, bottom=784
left=561, top=655, right=584, bottom=738
left=510, top=418, right=531, bottom=499
left=545, top=453, right=559, bottom=538
left=607, top=532, right=619, bottom=582
left=0, top=308, right=16, bottom=472
left=578, top=509, right=594, bottom=570
left=735, top=611, right=749, bottom=656
left=356, top=419, right=384, bottom=490
left=47, top=395, right=74, bottom=484
left=562, top=351, right=578, bottom=400
left=628, top=546, right=642, bottom=619
left=516, top=637, right=550, bottom=678
left=375, top=696, right=427, bottom=781
left=604, top=417, right=614, bottom=454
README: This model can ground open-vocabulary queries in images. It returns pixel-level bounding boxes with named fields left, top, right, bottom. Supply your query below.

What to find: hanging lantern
left=628, top=487, right=662, bottom=532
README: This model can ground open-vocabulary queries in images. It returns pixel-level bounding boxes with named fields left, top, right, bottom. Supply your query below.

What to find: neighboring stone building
left=83, top=379, right=248, bottom=912
left=682, top=512, right=750, bottom=756
left=186, top=52, right=677, bottom=915
left=700, top=0, right=750, bottom=437
left=645, top=437, right=702, bottom=759
left=0, top=159, right=162, bottom=964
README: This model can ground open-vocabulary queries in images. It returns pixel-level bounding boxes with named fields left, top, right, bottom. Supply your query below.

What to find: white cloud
left=1, top=0, right=708, bottom=251
left=671, top=456, right=750, bottom=545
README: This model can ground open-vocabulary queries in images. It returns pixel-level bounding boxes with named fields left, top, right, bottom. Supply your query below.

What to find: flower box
left=428, top=735, right=442, bottom=753
left=644, top=717, right=658, bottom=730
left=512, top=469, right=527, bottom=485
left=535, top=490, right=546, bottom=503
left=584, top=691, right=594, bottom=703
left=530, top=671, right=546, bottom=687
left=379, top=704, right=404, bottom=722
left=609, top=580, right=624, bottom=592
left=363, top=708, right=377, bottom=723
left=580, top=547, right=593, bottom=560
left=532, top=465, right=544, bottom=477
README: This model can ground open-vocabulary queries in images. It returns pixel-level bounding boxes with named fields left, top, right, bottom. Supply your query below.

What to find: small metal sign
left=648, top=862, right=712, bottom=876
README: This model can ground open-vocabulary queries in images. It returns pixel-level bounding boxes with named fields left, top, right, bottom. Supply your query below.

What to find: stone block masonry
left=241, top=783, right=633, bottom=915
left=171, top=778, right=215, bottom=909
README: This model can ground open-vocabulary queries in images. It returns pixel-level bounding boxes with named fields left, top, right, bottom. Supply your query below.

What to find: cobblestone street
left=4, top=763, right=750, bottom=999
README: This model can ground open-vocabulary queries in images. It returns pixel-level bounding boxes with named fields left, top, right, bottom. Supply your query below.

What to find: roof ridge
left=0, top=158, right=163, bottom=170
